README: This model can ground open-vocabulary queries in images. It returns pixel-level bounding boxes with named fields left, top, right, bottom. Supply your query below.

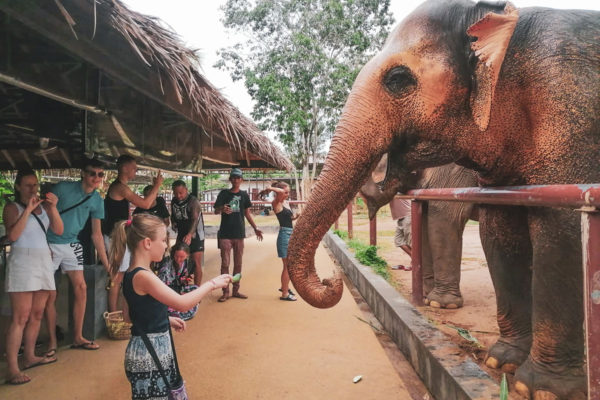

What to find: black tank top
left=123, top=267, right=169, bottom=335
left=276, top=207, right=293, bottom=228
left=103, top=191, right=130, bottom=235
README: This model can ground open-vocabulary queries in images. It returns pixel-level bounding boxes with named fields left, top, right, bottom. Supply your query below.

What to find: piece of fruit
left=232, top=273, right=242, bottom=283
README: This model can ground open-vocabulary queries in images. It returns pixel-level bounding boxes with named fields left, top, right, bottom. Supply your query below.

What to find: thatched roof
left=0, top=0, right=293, bottom=172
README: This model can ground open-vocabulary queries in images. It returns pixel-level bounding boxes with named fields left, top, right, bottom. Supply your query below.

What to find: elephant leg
left=514, top=208, right=586, bottom=399
left=425, top=202, right=465, bottom=309
left=480, top=205, right=533, bottom=373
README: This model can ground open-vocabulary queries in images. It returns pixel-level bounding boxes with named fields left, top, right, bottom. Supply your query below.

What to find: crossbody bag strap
left=139, top=329, right=173, bottom=391
left=19, top=203, right=46, bottom=235
left=59, top=195, right=92, bottom=215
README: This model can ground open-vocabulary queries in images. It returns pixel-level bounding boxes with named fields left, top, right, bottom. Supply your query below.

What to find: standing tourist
left=46, top=158, right=108, bottom=353
left=213, top=168, right=263, bottom=302
left=109, top=214, right=231, bottom=399
left=389, top=197, right=412, bottom=271
left=170, top=180, right=204, bottom=286
left=260, top=182, right=298, bottom=301
left=132, top=185, right=170, bottom=227
left=4, top=170, right=63, bottom=384
left=103, top=155, right=163, bottom=312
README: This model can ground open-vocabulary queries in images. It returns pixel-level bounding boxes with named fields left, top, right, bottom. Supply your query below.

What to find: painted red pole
left=583, top=210, right=600, bottom=398
left=334, top=219, right=339, bottom=230
left=369, top=213, right=377, bottom=246
left=411, top=201, right=424, bottom=306
left=347, top=202, right=353, bottom=239
left=404, top=184, right=600, bottom=209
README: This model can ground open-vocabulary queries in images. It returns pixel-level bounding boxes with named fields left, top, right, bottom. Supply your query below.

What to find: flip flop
left=45, top=348, right=57, bottom=358
left=23, top=356, right=57, bottom=370
left=6, top=373, right=31, bottom=385
left=278, top=288, right=295, bottom=296
left=70, top=341, right=99, bottom=350
left=280, top=294, right=297, bottom=301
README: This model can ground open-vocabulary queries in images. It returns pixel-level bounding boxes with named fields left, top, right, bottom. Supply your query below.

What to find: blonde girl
left=259, top=182, right=298, bottom=301
left=109, top=214, right=231, bottom=399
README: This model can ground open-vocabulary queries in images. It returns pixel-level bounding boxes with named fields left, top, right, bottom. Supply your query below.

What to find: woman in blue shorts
left=260, top=182, right=298, bottom=301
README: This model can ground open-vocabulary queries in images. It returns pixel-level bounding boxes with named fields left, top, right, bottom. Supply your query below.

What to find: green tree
left=216, top=0, right=393, bottom=200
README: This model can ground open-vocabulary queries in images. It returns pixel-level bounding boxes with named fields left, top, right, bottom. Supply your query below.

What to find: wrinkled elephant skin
left=287, top=1, right=599, bottom=398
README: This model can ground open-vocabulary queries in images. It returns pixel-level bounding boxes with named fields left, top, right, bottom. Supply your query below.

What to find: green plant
left=500, top=373, right=508, bottom=400
left=333, top=229, right=348, bottom=240
left=348, top=240, right=389, bottom=280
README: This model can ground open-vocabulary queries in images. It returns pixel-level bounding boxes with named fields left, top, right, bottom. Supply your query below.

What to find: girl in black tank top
left=109, top=214, right=233, bottom=399
left=259, top=182, right=299, bottom=301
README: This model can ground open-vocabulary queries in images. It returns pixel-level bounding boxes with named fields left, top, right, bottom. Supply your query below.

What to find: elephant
left=359, top=158, right=478, bottom=309
left=286, top=1, right=599, bottom=398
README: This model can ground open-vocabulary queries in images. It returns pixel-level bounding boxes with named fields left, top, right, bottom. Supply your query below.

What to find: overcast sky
left=123, top=0, right=599, bottom=120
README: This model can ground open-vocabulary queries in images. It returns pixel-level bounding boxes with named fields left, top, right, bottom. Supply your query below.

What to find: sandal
left=45, top=348, right=57, bottom=358
left=218, top=294, right=229, bottom=302
left=6, top=373, right=31, bottom=385
left=23, top=356, right=57, bottom=370
left=278, top=288, right=295, bottom=296
left=70, top=341, right=99, bottom=350
left=280, top=294, right=297, bottom=301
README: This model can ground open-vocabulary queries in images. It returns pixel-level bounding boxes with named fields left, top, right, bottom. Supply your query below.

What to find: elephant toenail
left=501, top=363, right=518, bottom=374
left=485, top=356, right=500, bottom=369
left=514, top=381, right=531, bottom=399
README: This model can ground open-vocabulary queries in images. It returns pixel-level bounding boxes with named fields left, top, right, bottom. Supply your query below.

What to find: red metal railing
left=398, top=183, right=600, bottom=397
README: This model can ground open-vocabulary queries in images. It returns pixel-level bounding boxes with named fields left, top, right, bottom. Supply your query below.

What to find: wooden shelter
left=0, top=0, right=293, bottom=172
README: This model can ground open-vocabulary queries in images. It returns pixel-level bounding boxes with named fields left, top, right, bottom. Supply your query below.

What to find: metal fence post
left=411, top=200, right=425, bottom=306
left=347, top=202, right=353, bottom=239
left=370, top=213, right=377, bottom=246
left=583, top=210, right=600, bottom=398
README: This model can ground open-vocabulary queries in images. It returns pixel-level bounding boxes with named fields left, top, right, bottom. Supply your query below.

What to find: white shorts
left=49, top=243, right=84, bottom=273
left=104, top=235, right=130, bottom=273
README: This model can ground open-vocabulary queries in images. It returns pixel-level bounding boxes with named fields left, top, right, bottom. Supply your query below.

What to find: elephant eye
left=383, top=66, right=416, bottom=96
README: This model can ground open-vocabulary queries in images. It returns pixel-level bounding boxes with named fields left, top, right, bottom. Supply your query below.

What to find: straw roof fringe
left=55, top=0, right=293, bottom=171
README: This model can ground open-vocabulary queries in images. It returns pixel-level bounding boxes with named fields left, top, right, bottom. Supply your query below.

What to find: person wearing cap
left=213, top=168, right=263, bottom=302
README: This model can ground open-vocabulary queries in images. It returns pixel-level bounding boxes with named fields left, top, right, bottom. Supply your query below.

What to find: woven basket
left=103, top=311, right=132, bottom=340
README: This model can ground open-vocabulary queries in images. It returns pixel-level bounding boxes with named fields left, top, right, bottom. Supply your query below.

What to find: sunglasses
left=84, top=170, right=105, bottom=178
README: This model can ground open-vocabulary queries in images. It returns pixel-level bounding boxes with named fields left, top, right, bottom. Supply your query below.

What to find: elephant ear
left=467, top=2, right=519, bottom=131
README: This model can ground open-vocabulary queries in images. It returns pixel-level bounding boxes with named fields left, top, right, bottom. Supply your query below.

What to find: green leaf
left=500, top=373, right=508, bottom=400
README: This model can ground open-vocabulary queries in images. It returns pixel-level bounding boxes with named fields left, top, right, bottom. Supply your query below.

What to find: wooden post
left=347, top=202, right=353, bottom=239
left=583, top=210, right=600, bottom=398
left=411, top=201, right=425, bottom=306
left=369, top=213, right=377, bottom=246
left=334, top=218, right=339, bottom=230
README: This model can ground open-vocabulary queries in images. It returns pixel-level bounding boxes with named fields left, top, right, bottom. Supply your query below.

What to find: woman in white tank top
left=2, top=170, right=63, bottom=385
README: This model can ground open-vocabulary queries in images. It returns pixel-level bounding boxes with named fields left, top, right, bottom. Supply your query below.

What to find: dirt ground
left=0, top=231, right=432, bottom=400
left=332, top=205, right=526, bottom=397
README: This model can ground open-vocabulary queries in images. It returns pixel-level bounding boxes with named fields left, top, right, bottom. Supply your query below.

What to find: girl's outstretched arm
left=133, top=270, right=232, bottom=312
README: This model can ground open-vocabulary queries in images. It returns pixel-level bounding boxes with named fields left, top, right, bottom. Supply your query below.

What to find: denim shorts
left=276, top=227, right=293, bottom=258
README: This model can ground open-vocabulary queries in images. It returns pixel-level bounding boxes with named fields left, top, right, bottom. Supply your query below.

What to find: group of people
left=3, top=161, right=299, bottom=399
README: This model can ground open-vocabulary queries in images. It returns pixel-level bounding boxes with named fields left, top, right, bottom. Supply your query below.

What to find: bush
left=333, top=229, right=348, bottom=240
left=347, top=240, right=389, bottom=281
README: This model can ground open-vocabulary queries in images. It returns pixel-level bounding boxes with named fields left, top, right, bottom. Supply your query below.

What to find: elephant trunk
left=287, top=90, right=392, bottom=308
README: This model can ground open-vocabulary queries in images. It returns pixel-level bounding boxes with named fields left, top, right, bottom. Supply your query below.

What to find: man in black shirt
left=133, top=185, right=170, bottom=227
left=213, top=168, right=263, bottom=302
left=171, top=180, right=204, bottom=285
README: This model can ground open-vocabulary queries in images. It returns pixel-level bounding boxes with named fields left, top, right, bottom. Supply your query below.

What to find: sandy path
left=0, top=234, right=423, bottom=399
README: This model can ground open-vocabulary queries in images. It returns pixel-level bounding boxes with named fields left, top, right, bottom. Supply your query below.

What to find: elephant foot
left=513, top=358, right=586, bottom=399
left=485, top=336, right=531, bottom=373
left=425, top=289, right=463, bottom=309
